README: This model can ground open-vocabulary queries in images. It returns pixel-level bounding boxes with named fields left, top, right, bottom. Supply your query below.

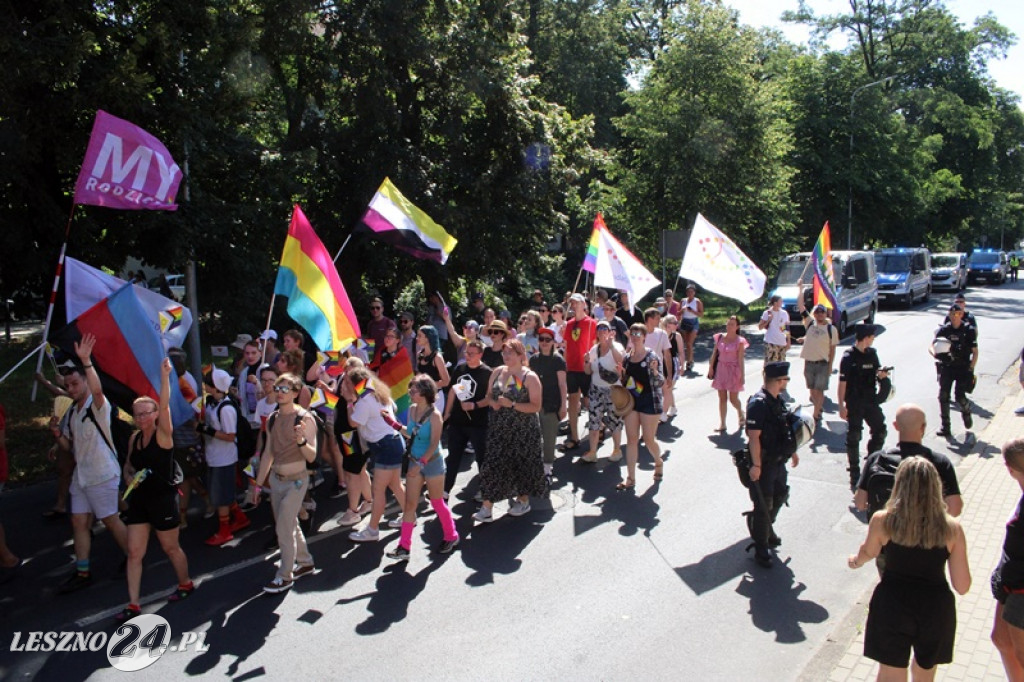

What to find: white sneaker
left=387, top=516, right=412, bottom=529
left=357, top=500, right=373, bottom=515
left=473, top=507, right=493, bottom=523
left=659, top=413, right=669, bottom=423
left=667, top=406, right=677, bottom=417
left=338, top=509, right=361, bottom=527
left=1016, top=406, right=1024, bottom=415
left=348, top=527, right=380, bottom=542
left=507, top=500, right=531, bottom=517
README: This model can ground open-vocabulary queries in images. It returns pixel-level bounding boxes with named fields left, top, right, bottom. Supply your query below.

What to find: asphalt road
left=1, top=282, right=1022, bottom=681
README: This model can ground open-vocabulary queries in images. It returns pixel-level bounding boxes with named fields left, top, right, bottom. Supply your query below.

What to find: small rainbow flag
left=626, top=375, right=644, bottom=395
left=159, top=305, right=184, bottom=334
left=811, top=222, right=839, bottom=311
left=310, top=387, right=340, bottom=411
left=374, top=345, right=414, bottom=425
left=512, top=374, right=523, bottom=391
left=359, top=338, right=375, bottom=358
left=316, top=350, right=344, bottom=377
left=581, top=214, right=604, bottom=273
left=339, top=430, right=356, bottom=456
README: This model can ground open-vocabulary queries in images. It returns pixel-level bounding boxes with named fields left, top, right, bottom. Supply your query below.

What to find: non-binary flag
left=357, top=178, right=458, bottom=264
left=581, top=216, right=602, bottom=273
left=590, top=215, right=660, bottom=312
left=274, top=205, right=361, bottom=351
left=73, top=110, right=182, bottom=211
left=49, top=284, right=194, bottom=427
left=812, top=222, right=840, bottom=311
left=678, top=213, right=766, bottom=305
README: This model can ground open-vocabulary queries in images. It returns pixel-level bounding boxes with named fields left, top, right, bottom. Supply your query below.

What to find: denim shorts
left=207, top=464, right=237, bottom=507
left=368, top=433, right=405, bottom=470
left=410, top=451, right=446, bottom=479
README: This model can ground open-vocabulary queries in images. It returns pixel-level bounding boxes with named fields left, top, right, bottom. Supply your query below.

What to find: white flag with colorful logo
left=591, top=215, right=660, bottom=311
left=679, top=213, right=766, bottom=305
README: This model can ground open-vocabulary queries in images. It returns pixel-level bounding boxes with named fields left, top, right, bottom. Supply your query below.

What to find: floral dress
left=480, top=369, right=546, bottom=500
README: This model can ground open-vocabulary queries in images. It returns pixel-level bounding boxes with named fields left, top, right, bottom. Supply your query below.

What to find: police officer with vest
left=837, top=324, right=890, bottom=490
left=745, top=361, right=800, bottom=568
left=932, top=303, right=978, bottom=439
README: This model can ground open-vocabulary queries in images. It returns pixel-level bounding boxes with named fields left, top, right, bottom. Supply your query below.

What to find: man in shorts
left=50, top=333, right=128, bottom=593
left=561, top=293, right=596, bottom=452
left=796, top=280, right=839, bottom=423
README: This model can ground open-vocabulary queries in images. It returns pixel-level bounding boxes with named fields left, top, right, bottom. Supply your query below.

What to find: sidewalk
left=827, top=382, right=1024, bottom=681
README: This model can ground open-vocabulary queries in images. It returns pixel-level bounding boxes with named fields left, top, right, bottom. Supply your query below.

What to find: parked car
left=930, top=252, right=967, bottom=291
left=148, top=273, right=186, bottom=301
left=770, top=250, right=878, bottom=338
left=875, top=247, right=931, bottom=306
left=967, top=249, right=1008, bottom=285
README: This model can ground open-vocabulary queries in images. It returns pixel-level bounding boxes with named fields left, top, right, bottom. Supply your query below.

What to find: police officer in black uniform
left=745, top=361, right=799, bottom=568
left=933, top=304, right=978, bottom=438
left=838, top=324, right=890, bottom=490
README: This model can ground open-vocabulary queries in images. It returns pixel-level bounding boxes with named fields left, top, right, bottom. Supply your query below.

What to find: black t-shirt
left=482, top=346, right=503, bottom=369
left=617, top=307, right=643, bottom=328
left=934, top=322, right=977, bottom=366
left=856, top=442, right=961, bottom=498
left=529, top=352, right=567, bottom=413
left=839, top=345, right=881, bottom=402
left=999, top=494, right=1024, bottom=591
left=446, top=362, right=492, bottom=428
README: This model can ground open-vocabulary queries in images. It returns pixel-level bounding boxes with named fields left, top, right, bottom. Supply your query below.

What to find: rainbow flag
left=274, top=205, right=361, bottom=351
left=581, top=214, right=603, bottom=273
left=310, top=387, right=340, bottom=411
left=811, top=222, right=839, bottom=311
left=159, top=305, right=184, bottom=334
left=374, top=346, right=414, bottom=425
left=316, top=350, right=344, bottom=377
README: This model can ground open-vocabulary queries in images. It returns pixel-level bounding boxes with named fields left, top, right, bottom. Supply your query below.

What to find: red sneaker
left=229, top=514, right=251, bottom=533
left=205, top=531, right=234, bottom=546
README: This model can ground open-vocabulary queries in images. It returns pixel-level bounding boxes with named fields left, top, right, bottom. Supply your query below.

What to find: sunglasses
left=370, top=306, right=382, bottom=310
left=630, top=332, right=644, bottom=337
left=539, top=337, right=554, bottom=342
left=133, top=410, right=157, bottom=418
left=539, top=308, right=549, bottom=312
left=401, top=319, right=412, bottom=324
left=273, top=385, right=295, bottom=393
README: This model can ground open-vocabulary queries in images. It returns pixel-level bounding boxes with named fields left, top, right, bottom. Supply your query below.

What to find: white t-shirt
left=589, top=342, right=624, bottom=389
left=255, top=397, right=277, bottom=430
left=205, top=398, right=239, bottom=468
left=350, top=393, right=398, bottom=443
left=65, top=395, right=120, bottom=488
left=644, top=327, right=671, bottom=357
left=761, top=308, right=790, bottom=346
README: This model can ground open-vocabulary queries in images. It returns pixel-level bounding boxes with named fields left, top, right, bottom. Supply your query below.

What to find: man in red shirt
left=561, top=293, right=597, bottom=452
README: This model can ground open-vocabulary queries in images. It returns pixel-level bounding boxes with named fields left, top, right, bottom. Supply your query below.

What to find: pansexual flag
left=49, top=283, right=194, bottom=427
left=581, top=214, right=603, bottom=273
left=356, top=178, right=458, bottom=264
left=371, top=346, right=414, bottom=425
left=811, top=222, right=840, bottom=311
left=274, top=205, right=361, bottom=351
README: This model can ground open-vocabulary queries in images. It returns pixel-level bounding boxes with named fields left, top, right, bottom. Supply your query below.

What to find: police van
left=770, top=250, right=878, bottom=338
left=875, top=247, right=931, bottom=306
left=967, top=249, right=1008, bottom=285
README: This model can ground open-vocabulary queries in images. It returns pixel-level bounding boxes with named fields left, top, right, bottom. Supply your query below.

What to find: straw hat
left=610, top=385, right=635, bottom=417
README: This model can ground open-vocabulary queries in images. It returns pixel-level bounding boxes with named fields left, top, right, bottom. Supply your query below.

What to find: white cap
left=230, top=333, right=253, bottom=350
left=259, top=330, right=278, bottom=341
left=206, top=368, right=233, bottom=393
left=569, top=293, right=586, bottom=304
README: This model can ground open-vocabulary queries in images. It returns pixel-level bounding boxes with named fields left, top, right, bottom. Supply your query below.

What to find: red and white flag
left=73, top=110, right=182, bottom=211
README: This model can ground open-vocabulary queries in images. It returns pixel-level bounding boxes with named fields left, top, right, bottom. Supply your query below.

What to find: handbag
left=708, top=334, right=720, bottom=380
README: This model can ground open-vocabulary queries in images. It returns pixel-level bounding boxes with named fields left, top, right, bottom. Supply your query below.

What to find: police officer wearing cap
left=838, top=324, right=890, bottom=490
left=745, top=361, right=800, bottom=568
left=932, top=304, right=978, bottom=438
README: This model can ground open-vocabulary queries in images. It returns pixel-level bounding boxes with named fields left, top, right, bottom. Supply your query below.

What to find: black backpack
left=865, top=450, right=903, bottom=518
left=217, top=398, right=258, bottom=460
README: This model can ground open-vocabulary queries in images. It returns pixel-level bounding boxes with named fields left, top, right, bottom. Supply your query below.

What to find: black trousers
left=846, top=401, right=886, bottom=478
left=444, top=424, right=488, bottom=493
left=747, top=459, right=789, bottom=549
left=938, top=364, right=972, bottom=429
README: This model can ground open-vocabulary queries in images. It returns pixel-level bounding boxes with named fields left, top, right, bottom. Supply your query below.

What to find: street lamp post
left=847, top=76, right=894, bottom=250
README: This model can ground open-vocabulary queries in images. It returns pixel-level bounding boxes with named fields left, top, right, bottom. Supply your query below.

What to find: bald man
left=854, top=404, right=963, bottom=517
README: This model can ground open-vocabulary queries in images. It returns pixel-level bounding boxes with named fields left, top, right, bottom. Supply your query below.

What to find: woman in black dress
left=848, top=456, right=971, bottom=681
left=120, top=357, right=193, bottom=621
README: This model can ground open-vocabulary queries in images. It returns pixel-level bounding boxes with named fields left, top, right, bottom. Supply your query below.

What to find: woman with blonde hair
left=343, top=366, right=406, bottom=542
left=119, top=358, right=192, bottom=620
left=848, top=456, right=971, bottom=681
left=991, top=438, right=1024, bottom=680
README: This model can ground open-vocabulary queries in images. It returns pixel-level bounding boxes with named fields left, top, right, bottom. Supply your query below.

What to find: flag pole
left=31, top=204, right=78, bottom=401
left=1, top=340, right=49, bottom=387
left=332, top=235, right=353, bottom=263
left=571, top=265, right=585, bottom=294
left=261, top=293, right=277, bottom=365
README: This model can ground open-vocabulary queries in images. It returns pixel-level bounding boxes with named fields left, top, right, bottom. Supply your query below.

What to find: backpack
left=217, top=397, right=257, bottom=460
left=267, top=407, right=326, bottom=465
left=84, top=404, right=134, bottom=468
left=865, top=449, right=903, bottom=518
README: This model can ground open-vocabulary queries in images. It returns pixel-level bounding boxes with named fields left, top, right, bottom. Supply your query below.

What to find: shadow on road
left=735, top=558, right=830, bottom=643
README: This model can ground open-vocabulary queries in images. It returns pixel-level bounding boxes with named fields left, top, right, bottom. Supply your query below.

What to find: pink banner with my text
left=73, top=110, right=182, bottom=211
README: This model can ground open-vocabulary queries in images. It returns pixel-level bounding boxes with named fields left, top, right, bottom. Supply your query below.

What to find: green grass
left=690, top=292, right=762, bottom=331
left=1, top=334, right=62, bottom=487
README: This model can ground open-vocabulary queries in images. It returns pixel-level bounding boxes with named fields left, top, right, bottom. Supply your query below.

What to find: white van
left=930, top=252, right=967, bottom=292
left=875, top=247, right=931, bottom=306
left=771, top=250, right=878, bottom=337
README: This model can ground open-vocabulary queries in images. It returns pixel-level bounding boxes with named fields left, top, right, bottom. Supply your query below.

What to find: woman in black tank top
left=120, top=357, right=193, bottom=622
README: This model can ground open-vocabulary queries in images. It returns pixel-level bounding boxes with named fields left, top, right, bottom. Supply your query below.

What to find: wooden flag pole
left=261, top=293, right=277, bottom=365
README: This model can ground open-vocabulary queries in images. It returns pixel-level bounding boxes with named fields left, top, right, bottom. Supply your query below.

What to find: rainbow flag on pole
left=581, top=214, right=603, bottom=273
left=274, top=205, right=361, bottom=351
left=372, top=346, right=414, bottom=425
left=811, top=222, right=839, bottom=311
